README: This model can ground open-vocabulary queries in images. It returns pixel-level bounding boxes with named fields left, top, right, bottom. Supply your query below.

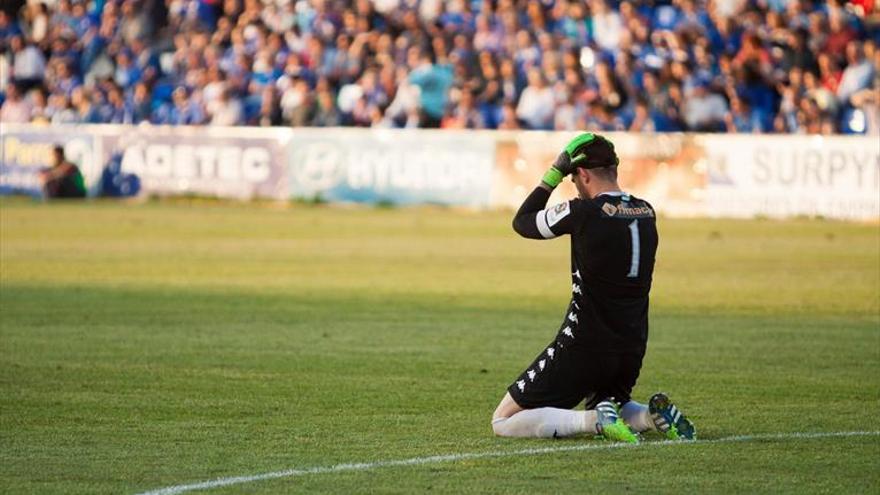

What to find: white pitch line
left=137, top=430, right=879, bottom=495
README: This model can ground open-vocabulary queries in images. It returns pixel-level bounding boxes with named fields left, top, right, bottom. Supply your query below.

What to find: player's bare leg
left=492, top=392, right=524, bottom=421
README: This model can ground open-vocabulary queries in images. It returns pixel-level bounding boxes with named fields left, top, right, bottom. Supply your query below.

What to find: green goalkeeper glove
left=540, top=133, right=598, bottom=188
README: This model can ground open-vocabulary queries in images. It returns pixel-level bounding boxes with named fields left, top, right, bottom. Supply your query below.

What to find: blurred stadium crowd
left=0, top=0, right=877, bottom=133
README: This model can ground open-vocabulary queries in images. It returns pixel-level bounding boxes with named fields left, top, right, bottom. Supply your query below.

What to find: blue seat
left=152, top=83, right=175, bottom=103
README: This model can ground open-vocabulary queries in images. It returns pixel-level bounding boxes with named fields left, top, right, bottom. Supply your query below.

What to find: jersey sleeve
left=512, top=187, right=592, bottom=239
left=534, top=199, right=592, bottom=238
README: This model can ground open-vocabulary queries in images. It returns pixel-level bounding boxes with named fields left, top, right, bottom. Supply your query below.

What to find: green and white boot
left=595, top=400, right=639, bottom=444
left=649, top=392, right=696, bottom=440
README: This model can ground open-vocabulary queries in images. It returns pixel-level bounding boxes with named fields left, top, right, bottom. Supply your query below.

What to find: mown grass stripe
left=137, top=430, right=880, bottom=495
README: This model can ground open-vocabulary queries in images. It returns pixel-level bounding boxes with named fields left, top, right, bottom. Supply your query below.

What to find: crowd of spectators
left=1, top=0, right=877, bottom=134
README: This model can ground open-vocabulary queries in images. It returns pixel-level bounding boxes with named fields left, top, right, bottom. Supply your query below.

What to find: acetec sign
left=120, top=143, right=272, bottom=183
left=101, top=129, right=289, bottom=199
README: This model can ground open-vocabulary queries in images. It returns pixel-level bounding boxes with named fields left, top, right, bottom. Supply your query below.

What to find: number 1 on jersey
left=627, top=220, right=640, bottom=278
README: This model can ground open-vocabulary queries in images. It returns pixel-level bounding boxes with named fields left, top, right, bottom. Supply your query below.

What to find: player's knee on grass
left=492, top=407, right=591, bottom=438
left=491, top=417, right=508, bottom=436
left=492, top=393, right=525, bottom=436
left=492, top=414, right=538, bottom=437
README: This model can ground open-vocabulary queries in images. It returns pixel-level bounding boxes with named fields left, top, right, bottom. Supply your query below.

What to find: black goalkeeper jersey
left=512, top=187, right=659, bottom=353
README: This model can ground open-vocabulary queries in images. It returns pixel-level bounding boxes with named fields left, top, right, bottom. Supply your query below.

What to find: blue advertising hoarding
left=0, top=125, right=100, bottom=197
left=288, top=129, right=496, bottom=207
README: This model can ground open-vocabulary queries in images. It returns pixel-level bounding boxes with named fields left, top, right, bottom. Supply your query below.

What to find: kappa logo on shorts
left=562, top=326, right=574, bottom=338
left=546, top=347, right=555, bottom=359
left=538, top=359, right=546, bottom=370
left=527, top=369, right=536, bottom=381
left=516, top=380, right=526, bottom=392
left=568, top=312, right=578, bottom=324
left=572, top=283, right=582, bottom=295
left=546, top=202, right=571, bottom=227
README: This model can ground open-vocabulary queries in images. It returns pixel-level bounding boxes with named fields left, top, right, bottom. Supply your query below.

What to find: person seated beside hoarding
left=40, top=145, right=86, bottom=199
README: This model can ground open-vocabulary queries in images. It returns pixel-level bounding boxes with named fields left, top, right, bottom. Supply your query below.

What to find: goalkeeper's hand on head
left=541, top=151, right=574, bottom=189
left=540, top=133, right=595, bottom=189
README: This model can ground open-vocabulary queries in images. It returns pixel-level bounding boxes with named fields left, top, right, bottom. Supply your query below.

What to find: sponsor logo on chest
left=602, top=202, right=654, bottom=218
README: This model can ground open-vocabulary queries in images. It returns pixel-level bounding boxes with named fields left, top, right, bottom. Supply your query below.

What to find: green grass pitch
left=1, top=198, right=878, bottom=494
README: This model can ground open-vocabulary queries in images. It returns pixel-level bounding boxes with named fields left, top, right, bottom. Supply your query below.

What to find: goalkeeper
left=491, top=133, right=696, bottom=443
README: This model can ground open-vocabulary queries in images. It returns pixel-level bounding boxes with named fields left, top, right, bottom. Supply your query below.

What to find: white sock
left=620, top=401, right=655, bottom=433
left=492, top=408, right=599, bottom=438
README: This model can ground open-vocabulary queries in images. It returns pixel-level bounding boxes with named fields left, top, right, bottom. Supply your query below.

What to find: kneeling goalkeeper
left=492, top=133, right=696, bottom=443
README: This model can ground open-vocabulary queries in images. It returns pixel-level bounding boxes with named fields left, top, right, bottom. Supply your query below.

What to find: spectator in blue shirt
left=724, top=96, right=764, bottom=133
left=408, top=51, right=454, bottom=128
left=114, top=50, right=142, bottom=89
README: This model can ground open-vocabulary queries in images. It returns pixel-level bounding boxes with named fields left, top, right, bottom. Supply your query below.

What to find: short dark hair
left=588, top=165, right=618, bottom=182
left=572, top=135, right=619, bottom=169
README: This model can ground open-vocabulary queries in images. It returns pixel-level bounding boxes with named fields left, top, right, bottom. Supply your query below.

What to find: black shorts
left=507, top=330, right=645, bottom=410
